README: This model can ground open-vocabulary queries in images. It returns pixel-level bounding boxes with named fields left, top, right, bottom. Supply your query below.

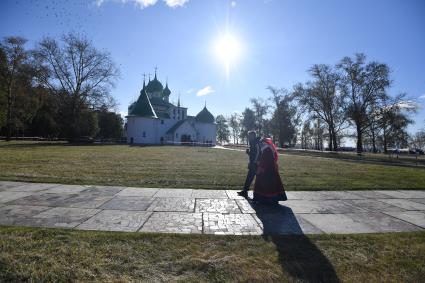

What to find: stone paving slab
left=77, top=210, right=151, bottom=232
left=0, top=205, right=51, bottom=225
left=101, top=196, right=154, bottom=211
left=349, top=190, right=394, bottom=199
left=117, top=187, right=159, bottom=197
left=32, top=207, right=100, bottom=228
left=140, top=212, right=202, bottom=234
left=408, top=198, right=425, bottom=205
left=251, top=205, right=324, bottom=235
left=80, top=186, right=123, bottom=196
left=300, top=213, right=380, bottom=234
left=196, top=199, right=241, bottom=213
left=348, top=212, right=422, bottom=232
left=43, top=184, right=90, bottom=194
left=63, top=194, right=114, bottom=209
left=283, top=200, right=367, bottom=214
left=343, top=199, right=406, bottom=213
left=10, top=193, right=72, bottom=207
left=0, top=181, right=29, bottom=190
left=1, top=181, right=424, bottom=235
left=0, top=191, right=33, bottom=203
left=203, top=213, right=262, bottom=235
left=383, top=211, right=425, bottom=229
left=153, top=189, right=193, bottom=198
left=147, top=198, right=195, bottom=212
left=375, top=190, right=425, bottom=199
left=226, top=190, right=252, bottom=199
left=235, top=199, right=256, bottom=213
left=302, top=212, right=422, bottom=234
left=286, top=191, right=363, bottom=200
left=377, top=199, right=425, bottom=211
left=6, top=183, right=59, bottom=192
left=191, top=189, right=228, bottom=199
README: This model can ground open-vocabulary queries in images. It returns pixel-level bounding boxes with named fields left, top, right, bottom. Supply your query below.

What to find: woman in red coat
left=253, top=138, right=287, bottom=204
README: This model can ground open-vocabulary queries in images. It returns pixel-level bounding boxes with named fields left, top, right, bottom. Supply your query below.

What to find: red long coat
left=253, top=145, right=287, bottom=202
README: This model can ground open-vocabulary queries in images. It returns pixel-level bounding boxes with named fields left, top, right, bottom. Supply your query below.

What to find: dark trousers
left=243, top=165, right=257, bottom=191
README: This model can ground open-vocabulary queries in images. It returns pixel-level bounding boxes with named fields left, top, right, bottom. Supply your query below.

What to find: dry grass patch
left=0, top=226, right=424, bottom=282
left=0, top=141, right=424, bottom=190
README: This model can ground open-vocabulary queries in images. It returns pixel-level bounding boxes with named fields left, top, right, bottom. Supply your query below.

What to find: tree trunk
left=332, top=129, right=338, bottom=151
left=356, top=122, right=363, bottom=154
left=371, top=123, right=377, bottom=153
left=328, top=125, right=333, bottom=151
left=383, top=128, right=388, bottom=153
left=371, top=130, right=376, bottom=153
left=6, top=84, right=13, bottom=141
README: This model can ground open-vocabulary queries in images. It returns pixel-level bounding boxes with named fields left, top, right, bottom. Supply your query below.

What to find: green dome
left=146, top=73, right=163, bottom=93
left=163, top=82, right=171, bottom=97
left=195, top=106, right=215, bottom=123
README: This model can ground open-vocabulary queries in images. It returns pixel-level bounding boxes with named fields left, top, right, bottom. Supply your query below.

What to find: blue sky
left=1, top=0, right=424, bottom=135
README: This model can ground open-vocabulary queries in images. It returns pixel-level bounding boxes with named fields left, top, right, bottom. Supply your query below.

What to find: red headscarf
left=262, top=137, right=278, bottom=162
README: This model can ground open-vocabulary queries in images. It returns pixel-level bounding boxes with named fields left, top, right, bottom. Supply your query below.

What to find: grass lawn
left=0, top=141, right=424, bottom=190
left=283, top=149, right=425, bottom=166
left=0, top=226, right=424, bottom=282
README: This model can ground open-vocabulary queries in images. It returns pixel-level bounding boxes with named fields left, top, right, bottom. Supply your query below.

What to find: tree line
left=0, top=34, right=123, bottom=141
left=216, top=53, right=423, bottom=153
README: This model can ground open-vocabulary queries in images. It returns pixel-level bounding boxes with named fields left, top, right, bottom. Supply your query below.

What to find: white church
left=125, top=70, right=216, bottom=145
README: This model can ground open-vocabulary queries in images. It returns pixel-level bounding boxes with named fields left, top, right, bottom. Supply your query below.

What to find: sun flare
left=214, top=32, right=241, bottom=77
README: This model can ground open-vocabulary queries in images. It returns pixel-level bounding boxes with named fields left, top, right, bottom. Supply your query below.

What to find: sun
left=214, top=32, right=241, bottom=77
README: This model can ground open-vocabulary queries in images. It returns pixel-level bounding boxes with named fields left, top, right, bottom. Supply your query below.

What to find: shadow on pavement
left=250, top=202, right=340, bottom=282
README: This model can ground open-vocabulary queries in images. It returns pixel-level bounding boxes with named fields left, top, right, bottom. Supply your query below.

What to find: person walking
left=253, top=137, right=287, bottom=204
left=237, top=131, right=261, bottom=198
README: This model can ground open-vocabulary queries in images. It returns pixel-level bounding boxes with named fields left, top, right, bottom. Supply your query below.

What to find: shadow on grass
left=251, top=202, right=340, bottom=282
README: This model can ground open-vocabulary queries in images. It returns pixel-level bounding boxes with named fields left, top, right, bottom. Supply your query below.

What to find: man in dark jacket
left=238, top=131, right=261, bottom=198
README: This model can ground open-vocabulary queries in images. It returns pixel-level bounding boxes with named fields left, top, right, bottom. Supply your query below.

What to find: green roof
left=146, top=73, right=163, bottom=93
left=163, top=82, right=171, bottom=97
left=156, top=112, right=171, bottom=119
left=128, top=89, right=157, bottom=118
left=150, top=96, right=174, bottom=108
left=195, top=106, right=215, bottom=123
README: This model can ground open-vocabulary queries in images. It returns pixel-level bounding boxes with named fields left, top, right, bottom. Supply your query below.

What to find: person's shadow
left=249, top=201, right=340, bottom=282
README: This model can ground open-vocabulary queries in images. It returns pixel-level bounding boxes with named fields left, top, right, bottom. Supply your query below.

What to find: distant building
left=125, top=70, right=216, bottom=145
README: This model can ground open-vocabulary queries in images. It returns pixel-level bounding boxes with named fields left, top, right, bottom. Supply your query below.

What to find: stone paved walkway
left=1, top=181, right=424, bottom=235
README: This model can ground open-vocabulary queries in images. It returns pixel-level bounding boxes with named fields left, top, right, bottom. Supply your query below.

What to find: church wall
left=195, top=122, right=217, bottom=145
left=157, top=118, right=175, bottom=143
left=126, top=116, right=158, bottom=144
left=126, top=116, right=217, bottom=145
left=173, top=120, right=197, bottom=144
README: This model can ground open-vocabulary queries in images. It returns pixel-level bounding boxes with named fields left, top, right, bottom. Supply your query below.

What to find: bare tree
left=240, top=107, right=256, bottom=144
left=377, top=96, right=416, bottom=152
left=33, top=33, right=119, bottom=138
left=250, top=97, right=269, bottom=136
left=228, top=112, right=242, bottom=144
left=216, top=115, right=230, bottom=143
left=409, top=129, right=425, bottom=150
left=293, top=64, right=346, bottom=151
left=337, top=53, right=390, bottom=153
left=300, top=120, right=314, bottom=149
left=0, top=36, right=28, bottom=140
left=267, top=87, right=299, bottom=147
